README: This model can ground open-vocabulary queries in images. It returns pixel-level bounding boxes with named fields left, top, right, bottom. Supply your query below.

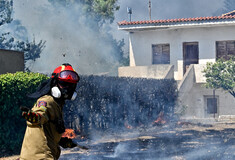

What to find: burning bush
left=0, top=72, right=49, bottom=156
left=64, top=75, right=178, bottom=136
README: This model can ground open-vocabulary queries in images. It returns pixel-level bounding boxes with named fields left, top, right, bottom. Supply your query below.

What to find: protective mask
left=52, top=86, right=77, bottom=100
left=51, top=86, right=61, bottom=98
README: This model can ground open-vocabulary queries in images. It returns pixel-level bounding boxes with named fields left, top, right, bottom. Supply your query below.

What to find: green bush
left=0, top=72, right=49, bottom=156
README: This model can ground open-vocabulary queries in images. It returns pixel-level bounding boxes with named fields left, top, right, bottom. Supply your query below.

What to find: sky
left=11, top=0, right=226, bottom=75
left=115, top=0, right=224, bottom=22
left=112, top=0, right=225, bottom=40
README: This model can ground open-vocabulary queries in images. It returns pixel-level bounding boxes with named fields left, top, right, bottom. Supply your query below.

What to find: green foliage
left=0, top=72, right=49, bottom=156
left=92, top=0, right=120, bottom=23
left=203, top=56, right=235, bottom=98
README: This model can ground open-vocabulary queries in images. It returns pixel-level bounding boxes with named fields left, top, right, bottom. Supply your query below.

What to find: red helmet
left=51, top=63, right=80, bottom=83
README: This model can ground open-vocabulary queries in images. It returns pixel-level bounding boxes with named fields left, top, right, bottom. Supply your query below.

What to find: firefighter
left=20, top=63, right=79, bottom=160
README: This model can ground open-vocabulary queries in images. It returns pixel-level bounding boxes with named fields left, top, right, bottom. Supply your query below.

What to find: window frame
left=152, top=43, right=170, bottom=64
left=216, top=40, right=235, bottom=60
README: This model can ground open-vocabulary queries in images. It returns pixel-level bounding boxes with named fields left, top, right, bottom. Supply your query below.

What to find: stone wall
left=118, top=64, right=174, bottom=79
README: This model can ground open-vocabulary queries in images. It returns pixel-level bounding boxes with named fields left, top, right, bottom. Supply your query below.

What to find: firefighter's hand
left=59, top=137, right=77, bottom=148
left=20, top=106, right=41, bottom=123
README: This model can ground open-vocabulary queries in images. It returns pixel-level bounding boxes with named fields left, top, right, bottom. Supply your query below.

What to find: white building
left=118, top=12, right=235, bottom=120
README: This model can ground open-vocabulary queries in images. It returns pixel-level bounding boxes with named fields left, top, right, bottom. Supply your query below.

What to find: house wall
left=0, top=49, right=24, bottom=74
left=180, top=84, right=235, bottom=119
left=129, top=25, right=235, bottom=80
left=178, top=64, right=235, bottom=119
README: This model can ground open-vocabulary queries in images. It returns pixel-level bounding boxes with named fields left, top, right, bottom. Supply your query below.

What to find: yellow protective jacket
left=20, top=95, right=64, bottom=160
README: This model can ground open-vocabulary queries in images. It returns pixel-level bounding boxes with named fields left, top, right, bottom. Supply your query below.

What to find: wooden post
left=213, top=89, right=216, bottom=118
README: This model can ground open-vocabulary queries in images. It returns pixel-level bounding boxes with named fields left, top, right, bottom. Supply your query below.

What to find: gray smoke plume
left=13, top=0, right=120, bottom=75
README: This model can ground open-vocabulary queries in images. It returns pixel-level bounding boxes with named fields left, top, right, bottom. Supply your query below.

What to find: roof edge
left=117, top=15, right=235, bottom=26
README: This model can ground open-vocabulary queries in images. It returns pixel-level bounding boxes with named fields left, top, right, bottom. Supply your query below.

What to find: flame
left=124, top=122, right=133, bottom=129
left=153, top=111, right=166, bottom=125
left=62, top=129, right=76, bottom=139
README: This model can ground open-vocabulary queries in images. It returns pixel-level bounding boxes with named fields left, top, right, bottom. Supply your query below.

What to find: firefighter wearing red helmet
left=51, top=63, right=80, bottom=100
left=20, top=63, right=79, bottom=160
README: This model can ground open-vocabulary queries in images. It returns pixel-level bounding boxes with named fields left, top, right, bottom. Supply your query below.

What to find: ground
left=59, top=121, right=235, bottom=160
left=2, top=120, right=235, bottom=160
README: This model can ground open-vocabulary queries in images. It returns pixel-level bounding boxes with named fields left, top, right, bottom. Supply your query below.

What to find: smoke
left=114, top=0, right=225, bottom=22
left=0, top=20, right=28, bottom=41
left=106, top=143, right=129, bottom=158
left=12, top=0, right=120, bottom=75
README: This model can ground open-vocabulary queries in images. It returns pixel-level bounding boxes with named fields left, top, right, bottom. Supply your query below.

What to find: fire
left=153, top=111, right=166, bottom=125
left=124, top=122, right=133, bottom=129
left=62, top=129, right=76, bottom=139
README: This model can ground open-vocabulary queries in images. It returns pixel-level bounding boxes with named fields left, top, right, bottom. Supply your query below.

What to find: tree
left=0, top=0, right=12, bottom=25
left=0, top=0, right=46, bottom=71
left=48, top=0, right=119, bottom=25
left=203, top=57, right=235, bottom=98
left=92, top=0, right=120, bottom=24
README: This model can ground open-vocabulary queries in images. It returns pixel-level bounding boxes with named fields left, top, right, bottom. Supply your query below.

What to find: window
left=152, top=44, right=170, bottom=64
left=216, top=40, right=235, bottom=60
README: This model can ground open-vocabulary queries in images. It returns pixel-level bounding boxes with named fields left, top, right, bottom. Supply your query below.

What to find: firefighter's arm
left=20, top=101, right=49, bottom=125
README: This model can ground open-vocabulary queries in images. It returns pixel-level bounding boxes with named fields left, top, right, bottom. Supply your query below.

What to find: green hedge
left=0, top=72, right=49, bottom=156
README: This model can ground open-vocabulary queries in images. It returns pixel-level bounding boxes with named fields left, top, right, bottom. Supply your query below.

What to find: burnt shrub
left=64, top=75, right=178, bottom=135
left=0, top=72, right=49, bottom=156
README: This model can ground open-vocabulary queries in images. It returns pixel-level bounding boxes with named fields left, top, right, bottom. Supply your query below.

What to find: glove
left=59, top=137, right=77, bottom=148
left=20, top=106, right=41, bottom=123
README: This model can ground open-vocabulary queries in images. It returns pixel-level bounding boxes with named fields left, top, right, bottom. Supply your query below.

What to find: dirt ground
left=3, top=121, right=235, bottom=160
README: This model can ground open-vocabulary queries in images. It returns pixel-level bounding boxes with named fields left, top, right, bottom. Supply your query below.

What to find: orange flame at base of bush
left=62, top=129, right=76, bottom=139
left=153, top=111, right=166, bottom=125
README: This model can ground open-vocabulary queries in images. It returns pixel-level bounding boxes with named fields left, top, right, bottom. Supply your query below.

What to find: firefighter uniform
left=20, top=95, right=64, bottom=160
